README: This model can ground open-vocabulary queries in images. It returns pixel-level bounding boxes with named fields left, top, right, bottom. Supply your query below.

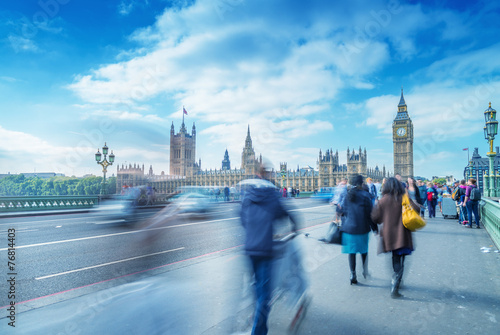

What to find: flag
left=463, top=148, right=468, bottom=151
left=183, top=107, right=188, bottom=115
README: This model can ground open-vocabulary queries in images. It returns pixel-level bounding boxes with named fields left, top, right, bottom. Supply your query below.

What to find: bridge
left=0, top=198, right=498, bottom=334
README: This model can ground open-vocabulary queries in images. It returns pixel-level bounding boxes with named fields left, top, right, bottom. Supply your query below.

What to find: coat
left=371, top=193, right=420, bottom=253
left=339, top=188, right=377, bottom=235
left=240, top=179, right=296, bottom=257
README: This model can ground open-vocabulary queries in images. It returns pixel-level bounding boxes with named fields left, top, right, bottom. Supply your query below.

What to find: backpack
left=432, top=189, right=438, bottom=200
left=453, top=187, right=463, bottom=201
left=470, top=187, right=481, bottom=201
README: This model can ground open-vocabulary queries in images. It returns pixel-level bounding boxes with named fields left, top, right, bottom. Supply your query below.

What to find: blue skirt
left=342, top=232, right=369, bottom=254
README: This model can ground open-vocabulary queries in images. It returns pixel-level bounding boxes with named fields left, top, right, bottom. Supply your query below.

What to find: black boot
left=391, top=253, right=405, bottom=298
left=361, top=253, right=369, bottom=279
left=349, top=254, right=357, bottom=284
left=350, top=271, right=358, bottom=285
left=391, top=271, right=403, bottom=298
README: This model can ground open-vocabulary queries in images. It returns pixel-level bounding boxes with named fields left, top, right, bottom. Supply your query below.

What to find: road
left=0, top=198, right=333, bottom=310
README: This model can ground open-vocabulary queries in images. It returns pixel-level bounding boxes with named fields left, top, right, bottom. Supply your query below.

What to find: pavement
left=1, top=210, right=500, bottom=334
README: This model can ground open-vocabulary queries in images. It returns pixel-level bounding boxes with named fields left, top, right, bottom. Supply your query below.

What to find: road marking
left=0, top=205, right=330, bottom=251
left=0, top=217, right=239, bottom=251
left=290, top=205, right=329, bottom=212
left=0, top=229, right=39, bottom=234
left=35, top=247, right=185, bottom=280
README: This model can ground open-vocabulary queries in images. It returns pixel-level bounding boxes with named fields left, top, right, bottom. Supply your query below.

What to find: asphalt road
left=0, top=198, right=333, bottom=310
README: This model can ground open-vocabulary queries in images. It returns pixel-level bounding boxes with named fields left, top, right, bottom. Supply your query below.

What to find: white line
left=0, top=229, right=38, bottom=234
left=0, top=217, right=239, bottom=251
left=0, top=205, right=329, bottom=251
left=35, top=247, right=185, bottom=280
left=290, top=205, right=329, bottom=212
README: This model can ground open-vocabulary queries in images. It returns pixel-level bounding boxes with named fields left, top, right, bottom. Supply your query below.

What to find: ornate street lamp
left=95, top=143, right=115, bottom=195
left=484, top=103, right=498, bottom=197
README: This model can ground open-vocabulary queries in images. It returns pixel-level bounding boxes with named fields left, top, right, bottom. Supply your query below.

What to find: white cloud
left=86, top=109, right=165, bottom=123
left=8, top=35, right=38, bottom=53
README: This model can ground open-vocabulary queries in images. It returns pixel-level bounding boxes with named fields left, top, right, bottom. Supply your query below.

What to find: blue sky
left=1, top=0, right=499, bottom=180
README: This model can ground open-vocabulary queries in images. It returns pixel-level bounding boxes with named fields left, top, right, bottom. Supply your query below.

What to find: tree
left=432, top=178, right=447, bottom=185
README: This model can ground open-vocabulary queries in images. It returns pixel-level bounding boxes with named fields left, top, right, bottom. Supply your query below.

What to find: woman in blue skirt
left=339, top=175, right=378, bottom=284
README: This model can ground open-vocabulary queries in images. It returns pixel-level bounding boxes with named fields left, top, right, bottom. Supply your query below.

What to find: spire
left=398, top=87, right=406, bottom=107
left=245, top=125, right=252, bottom=148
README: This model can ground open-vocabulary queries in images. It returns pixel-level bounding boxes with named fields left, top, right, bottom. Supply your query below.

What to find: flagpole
left=182, top=105, right=185, bottom=125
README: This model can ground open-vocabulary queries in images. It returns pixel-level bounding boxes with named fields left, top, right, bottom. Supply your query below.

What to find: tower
left=392, top=88, right=414, bottom=180
left=222, top=149, right=231, bottom=170
left=169, top=116, right=197, bottom=176
left=241, top=125, right=258, bottom=174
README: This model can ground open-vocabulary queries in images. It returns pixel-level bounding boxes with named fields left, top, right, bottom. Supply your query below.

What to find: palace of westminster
left=116, top=90, right=414, bottom=193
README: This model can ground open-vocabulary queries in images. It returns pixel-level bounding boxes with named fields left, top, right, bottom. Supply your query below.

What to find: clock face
left=397, top=127, right=406, bottom=136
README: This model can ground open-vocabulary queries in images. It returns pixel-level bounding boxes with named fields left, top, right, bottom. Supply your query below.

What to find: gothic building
left=317, top=147, right=386, bottom=188
left=393, top=89, right=414, bottom=180
left=117, top=120, right=388, bottom=193
left=169, top=115, right=200, bottom=177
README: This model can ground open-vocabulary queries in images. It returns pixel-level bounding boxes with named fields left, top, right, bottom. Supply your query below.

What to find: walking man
left=240, top=160, right=297, bottom=335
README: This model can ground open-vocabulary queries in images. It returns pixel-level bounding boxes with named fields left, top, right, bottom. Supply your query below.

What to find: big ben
left=393, top=89, right=414, bottom=179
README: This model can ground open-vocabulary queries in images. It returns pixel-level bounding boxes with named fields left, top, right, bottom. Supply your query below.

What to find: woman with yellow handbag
left=371, top=177, right=421, bottom=298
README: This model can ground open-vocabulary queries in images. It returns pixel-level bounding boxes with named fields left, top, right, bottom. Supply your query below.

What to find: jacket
left=240, top=179, right=295, bottom=257
left=339, top=188, right=377, bottom=235
left=371, top=193, right=420, bottom=253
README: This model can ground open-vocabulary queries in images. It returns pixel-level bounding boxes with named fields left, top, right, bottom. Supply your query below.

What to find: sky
left=1, top=0, right=500, bottom=180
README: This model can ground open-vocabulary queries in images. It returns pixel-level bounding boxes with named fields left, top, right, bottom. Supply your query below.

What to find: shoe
left=466, top=224, right=472, bottom=228
left=391, top=291, right=404, bottom=299
left=476, top=225, right=481, bottom=229
left=350, top=272, right=358, bottom=285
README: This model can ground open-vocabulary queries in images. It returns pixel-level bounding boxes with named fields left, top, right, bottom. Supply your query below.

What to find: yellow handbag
left=402, top=193, right=426, bottom=231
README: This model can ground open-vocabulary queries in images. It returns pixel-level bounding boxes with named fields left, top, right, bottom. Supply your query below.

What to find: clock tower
left=393, top=89, right=414, bottom=180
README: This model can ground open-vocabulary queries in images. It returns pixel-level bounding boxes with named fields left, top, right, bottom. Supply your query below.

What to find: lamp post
left=95, top=143, right=115, bottom=195
left=484, top=103, right=498, bottom=197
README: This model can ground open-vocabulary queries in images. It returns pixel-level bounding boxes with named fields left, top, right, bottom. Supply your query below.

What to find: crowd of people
left=333, top=174, right=420, bottom=299
left=329, top=174, right=482, bottom=302
left=238, top=161, right=484, bottom=334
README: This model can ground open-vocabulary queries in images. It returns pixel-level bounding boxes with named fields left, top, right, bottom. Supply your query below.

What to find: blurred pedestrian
left=240, top=161, right=297, bottom=335
left=417, top=180, right=427, bottom=217
left=463, top=178, right=481, bottom=228
left=426, top=182, right=437, bottom=218
left=366, top=177, right=377, bottom=205
left=457, top=180, right=468, bottom=225
left=331, top=179, right=348, bottom=224
left=371, top=177, right=420, bottom=298
left=407, top=177, right=423, bottom=208
left=224, top=186, right=230, bottom=202
left=338, top=175, right=377, bottom=284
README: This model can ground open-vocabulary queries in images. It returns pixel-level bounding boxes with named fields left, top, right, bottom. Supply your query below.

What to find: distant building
left=0, top=172, right=65, bottom=180
left=222, top=149, right=231, bottom=170
left=464, top=147, right=500, bottom=193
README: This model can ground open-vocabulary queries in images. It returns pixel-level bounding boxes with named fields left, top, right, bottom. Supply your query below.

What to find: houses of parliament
left=116, top=90, right=414, bottom=193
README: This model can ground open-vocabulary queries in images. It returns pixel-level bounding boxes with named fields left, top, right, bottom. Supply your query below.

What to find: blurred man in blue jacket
left=240, top=161, right=296, bottom=335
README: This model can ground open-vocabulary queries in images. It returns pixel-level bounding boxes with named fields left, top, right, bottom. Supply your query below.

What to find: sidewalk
left=1, top=212, right=499, bottom=334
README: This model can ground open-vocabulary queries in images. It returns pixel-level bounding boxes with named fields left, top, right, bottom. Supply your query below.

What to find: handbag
left=329, top=223, right=343, bottom=244
left=402, top=193, right=426, bottom=231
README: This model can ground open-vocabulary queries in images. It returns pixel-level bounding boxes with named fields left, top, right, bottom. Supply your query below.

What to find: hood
left=240, top=179, right=277, bottom=203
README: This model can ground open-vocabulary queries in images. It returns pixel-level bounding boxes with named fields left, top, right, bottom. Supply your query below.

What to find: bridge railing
left=0, top=196, right=100, bottom=212
left=479, top=198, right=500, bottom=248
